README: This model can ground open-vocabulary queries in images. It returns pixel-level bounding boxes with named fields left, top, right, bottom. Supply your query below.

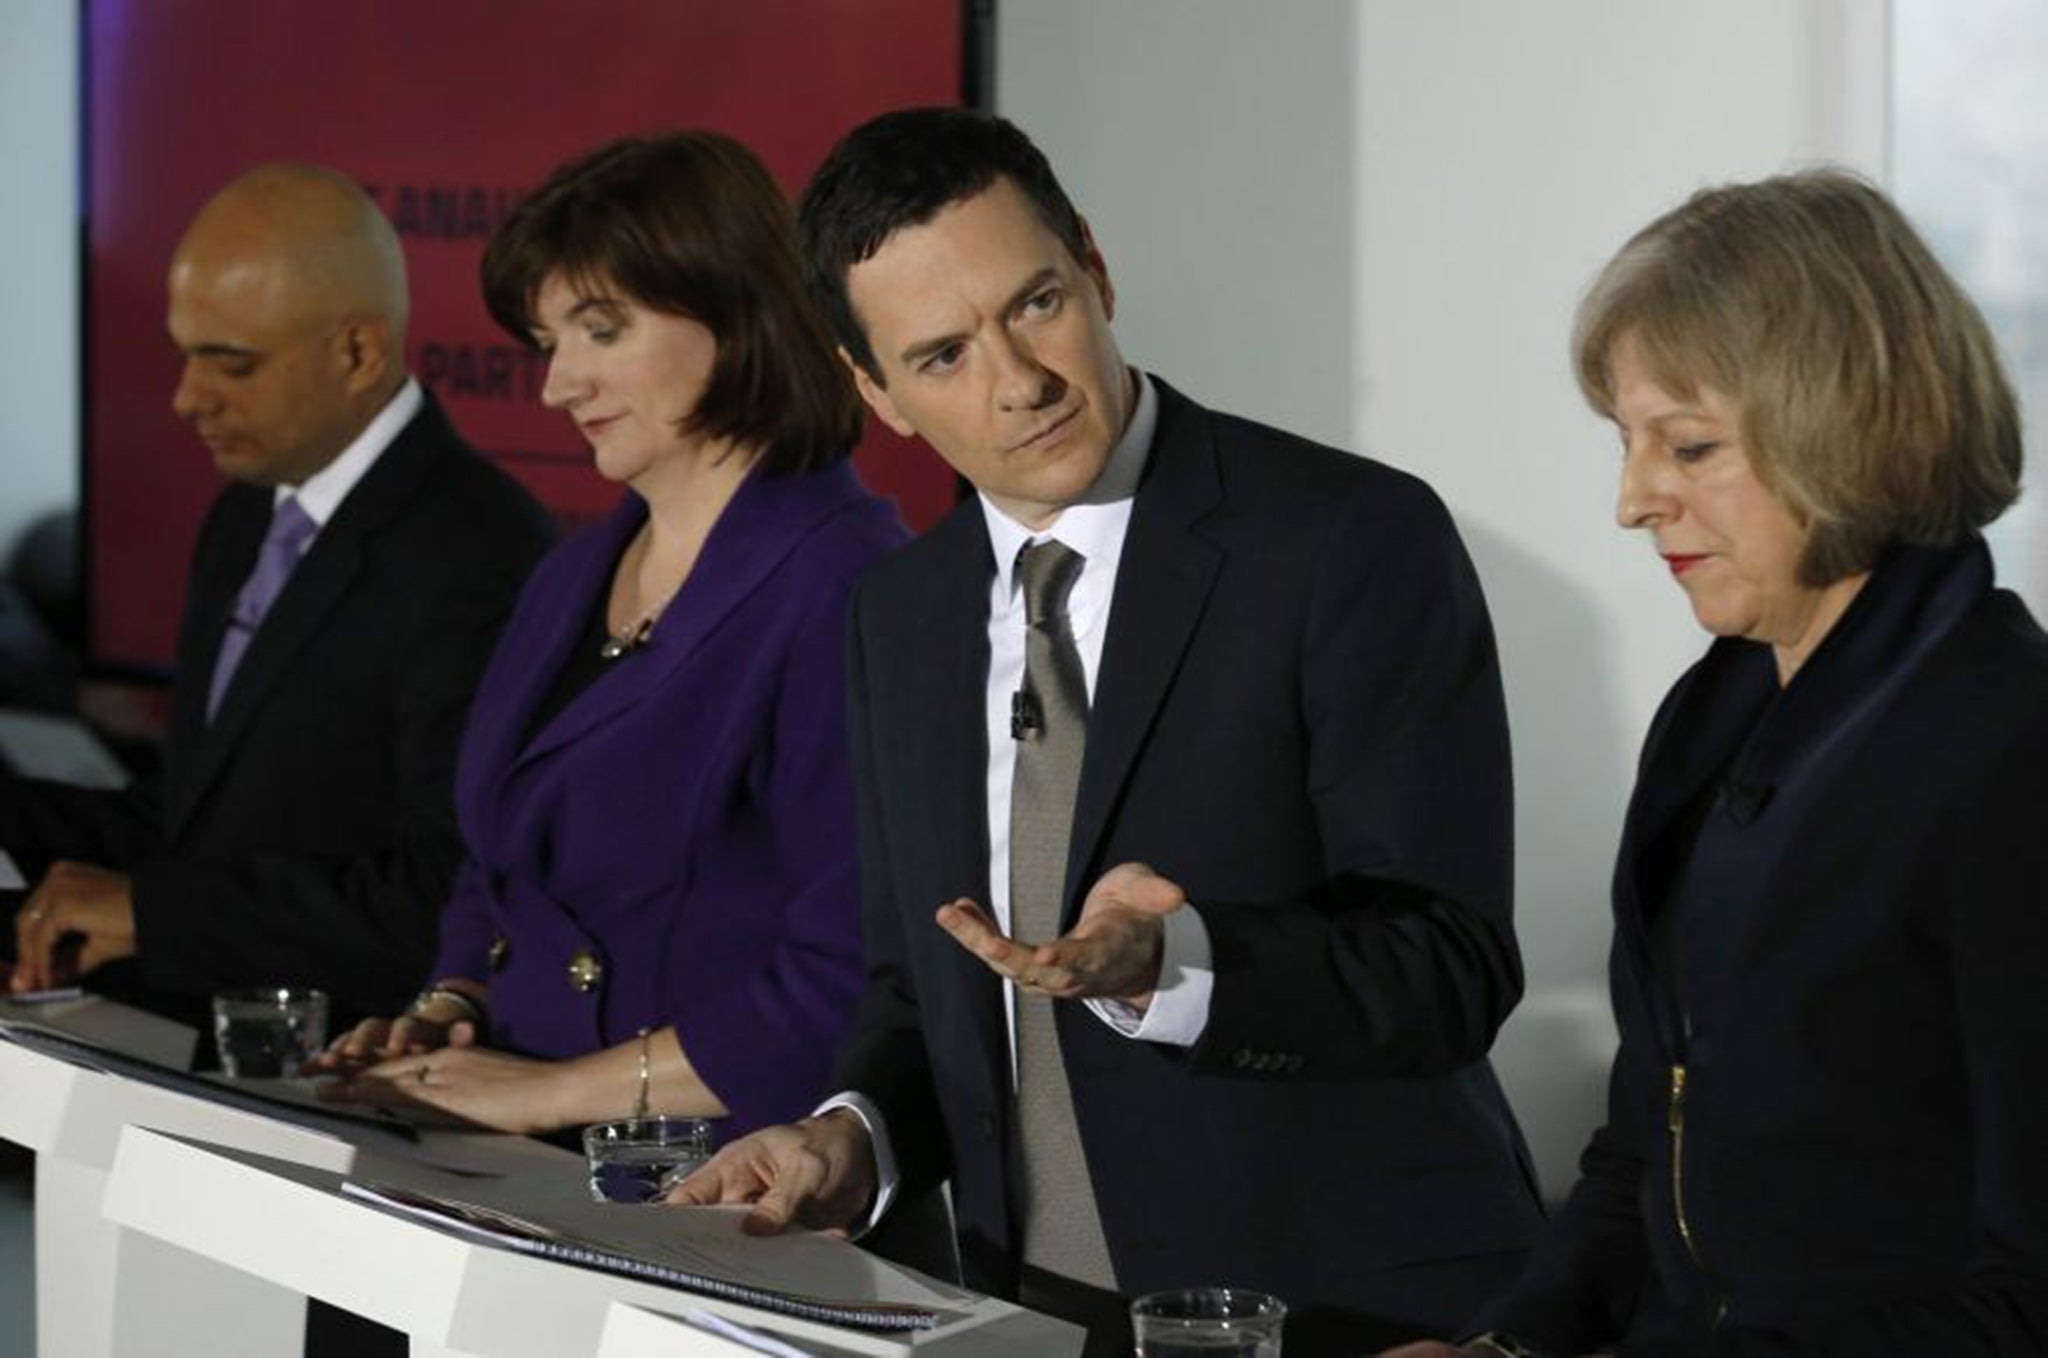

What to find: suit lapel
left=165, top=490, right=267, bottom=801
left=1616, top=643, right=1773, bottom=925
left=513, top=463, right=859, bottom=770
left=165, top=401, right=450, bottom=839
left=1610, top=640, right=1773, bottom=1054
left=894, top=503, right=1011, bottom=1075
left=461, top=493, right=632, bottom=795
left=1064, top=382, right=1223, bottom=921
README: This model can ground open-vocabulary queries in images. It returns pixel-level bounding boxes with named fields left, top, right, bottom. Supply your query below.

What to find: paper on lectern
left=342, top=1178, right=967, bottom=1334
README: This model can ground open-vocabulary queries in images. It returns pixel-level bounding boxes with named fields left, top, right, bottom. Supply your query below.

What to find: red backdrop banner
left=87, top=0, right=964, bottom=669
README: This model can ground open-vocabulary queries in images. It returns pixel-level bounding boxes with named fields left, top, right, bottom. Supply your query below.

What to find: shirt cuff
left=813, top=1091, right=898, bottom=1238
left=1083, top=903, right=1213, bottom=1046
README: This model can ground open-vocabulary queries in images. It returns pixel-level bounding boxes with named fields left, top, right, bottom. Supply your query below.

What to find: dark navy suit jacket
left=433, top=460, right=906, bottom=1136
left=1476, top=539, right=2048, bottom=1355
left=0, top=395, right=552, bottom=1023
left=835, top=378, right=1544, bottom=1353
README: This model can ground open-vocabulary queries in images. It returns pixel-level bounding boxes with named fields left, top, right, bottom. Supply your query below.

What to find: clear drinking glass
left=1131, top=1288, right=1286, bottom=1357
left=211, top=986, right=329, bottom=1079
left=582, top=1115, right=716, bottom=1203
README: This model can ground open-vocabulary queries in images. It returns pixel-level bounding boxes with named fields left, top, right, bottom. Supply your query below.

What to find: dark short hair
left=482, top=131, right=862, bottom=475
left=1576, top=169, right=2021, bottom=585
left=798, top=108, right=1088, bottom=382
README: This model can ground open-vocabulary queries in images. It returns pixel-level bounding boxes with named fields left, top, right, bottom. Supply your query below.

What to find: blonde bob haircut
left=1574, top=169, right=2021, bottom=586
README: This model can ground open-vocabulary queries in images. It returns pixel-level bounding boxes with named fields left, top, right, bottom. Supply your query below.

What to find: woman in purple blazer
left=317, top=133, right=905, bottom=1138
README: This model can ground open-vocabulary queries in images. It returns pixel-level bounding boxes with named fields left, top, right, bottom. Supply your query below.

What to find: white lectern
left=104, top=1128, right=1083, bottom=1357
left=2, top=995, right=1082, bottom=1357
left=0, top=996, right=355, bottom=1358
left=0, top=996, right=576, bottom=1357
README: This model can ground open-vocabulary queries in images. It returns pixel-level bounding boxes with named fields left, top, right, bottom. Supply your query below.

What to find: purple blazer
left=433, top=459, right=906, bottom=1135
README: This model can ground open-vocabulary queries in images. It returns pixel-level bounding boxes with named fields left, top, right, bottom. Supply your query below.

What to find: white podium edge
left=105, top=1125, right=468, bottom=1342
left=103, top=1128, right=1082, bottom=1357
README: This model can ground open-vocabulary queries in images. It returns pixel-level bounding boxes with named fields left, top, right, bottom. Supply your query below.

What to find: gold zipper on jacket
left=1668, top=1063, right=1728, bottom=1327
left=1668, top=1064, right=1704, bottom=1267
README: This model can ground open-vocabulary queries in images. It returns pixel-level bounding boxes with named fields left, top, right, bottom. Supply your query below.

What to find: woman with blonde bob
left=1389, top=171, right=2048, bottom=1356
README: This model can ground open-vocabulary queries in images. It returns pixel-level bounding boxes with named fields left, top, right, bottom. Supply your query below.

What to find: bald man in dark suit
left=5, top=163, right=551, bottom=1026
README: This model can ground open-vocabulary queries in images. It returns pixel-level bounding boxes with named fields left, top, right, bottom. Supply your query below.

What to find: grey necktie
left=1009, top=540, right=1117, bottom=1288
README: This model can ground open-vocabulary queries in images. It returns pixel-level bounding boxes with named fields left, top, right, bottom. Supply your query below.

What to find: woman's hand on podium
left=318, top=1042, right=579, bottom=1134
left=310, top=1003, right=479, bottom=1075
left=316, top=1022, right=721, bottom=1136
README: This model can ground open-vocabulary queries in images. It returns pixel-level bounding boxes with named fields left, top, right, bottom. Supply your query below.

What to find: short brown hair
left=483, top=132, right=862, bottom=475
left=1574, top=169, right=2021, bottom=585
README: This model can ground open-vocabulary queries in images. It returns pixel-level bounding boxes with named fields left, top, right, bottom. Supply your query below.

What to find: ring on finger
left=414, top=1064, right=431, bottom=1085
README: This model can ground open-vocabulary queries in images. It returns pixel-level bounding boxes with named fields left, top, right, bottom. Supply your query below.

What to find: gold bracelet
left=632, top=1027, right=652, bottom=1119
left=407, top=986, right=485, bottom=1028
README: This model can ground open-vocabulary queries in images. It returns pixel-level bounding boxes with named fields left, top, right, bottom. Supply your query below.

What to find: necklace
left=601, top=518, right=694, bottom=661
left=599, top=616, right=654, bottom=661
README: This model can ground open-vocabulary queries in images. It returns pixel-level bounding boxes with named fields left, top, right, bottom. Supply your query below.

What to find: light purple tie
left=207, top=496, right=317, bottom=721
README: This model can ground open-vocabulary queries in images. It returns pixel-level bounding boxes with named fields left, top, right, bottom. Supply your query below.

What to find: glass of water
left=211, top=986, right=329, bottom=1079
left=583, top=1115, right=716, bottom=1203
left=1131, top=1288, right=1286, bottom=1357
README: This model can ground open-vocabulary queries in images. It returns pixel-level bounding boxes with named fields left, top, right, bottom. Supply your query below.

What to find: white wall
left=0, top=0, right=79, bottom=553
left=1002, top=0, right=1888, bottom=1198
left=997, top=1, right=1361, bottom=453
left=1894, top=0, right=2048, bottom=611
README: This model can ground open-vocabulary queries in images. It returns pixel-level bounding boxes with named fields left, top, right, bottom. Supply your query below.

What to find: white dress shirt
left=826, top=370, right=1217, bottom=1229
left=975, top=370, right=1214, bottom=1054
left=274, top=377, right=423, bottom=532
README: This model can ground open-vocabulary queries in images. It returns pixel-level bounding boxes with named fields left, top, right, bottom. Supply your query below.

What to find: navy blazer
left=434, top=460, right=907, bottom=1136
left=1476, top=539, right=2048, bottom=1355
left=836, top=378, right=1544, bottom=1353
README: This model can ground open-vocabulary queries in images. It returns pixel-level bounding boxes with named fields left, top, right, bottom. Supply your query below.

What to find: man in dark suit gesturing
left=5, top=163, right=551, bottom=1023
left=677, top=111, right=1542, bottom=1356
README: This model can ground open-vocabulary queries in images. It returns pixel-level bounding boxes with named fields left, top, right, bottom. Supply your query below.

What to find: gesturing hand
left=936, top=861, right=1187, bottom=1010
